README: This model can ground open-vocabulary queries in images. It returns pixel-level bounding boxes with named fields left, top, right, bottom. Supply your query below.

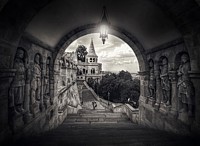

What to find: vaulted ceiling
left=0, top=0, right=200, bottom=51
left=25, top=0, right=181, bottom=50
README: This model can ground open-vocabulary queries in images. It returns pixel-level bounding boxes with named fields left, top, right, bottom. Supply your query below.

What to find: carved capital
left=169, top=70, right=177, bottom=82
left=138, top=71, right=149, bottom=80
left=154, top=70, right=161, bottom=80
left=138, top=71, right=149, bottom=76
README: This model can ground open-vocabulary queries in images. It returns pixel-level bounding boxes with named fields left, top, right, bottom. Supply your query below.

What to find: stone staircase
left=78, top=81, right=106, bottom=110
left=65, top=109, right=131, bottom=124
left=82, top=89, right=96, bottom=102
left=11, top=93, right=199, bottom=146
left=9, top=81, right=199, bottom=146
left=13, top=110, right=199, bottom=146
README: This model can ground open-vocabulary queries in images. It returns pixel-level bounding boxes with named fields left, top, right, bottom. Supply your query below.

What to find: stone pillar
left=169, top=70, right=178, bottom=117
left=183, top=33, right=200, bottom=132
left=40, top=63, right=44, bottom=112
left=138, top=71, right=149, bottom=103
left=189, top=71, right=200, bottom=130
left=154, top=62, right=162, bottom=110
left=54, top=71, right=60, bottom=101
left=24, top=67, right=32, bottom=123
left=50, top=66, right=54, bottom=105
left=50, top=75, right=54, bottom=105
left=0, top=69, right=15, bottom=134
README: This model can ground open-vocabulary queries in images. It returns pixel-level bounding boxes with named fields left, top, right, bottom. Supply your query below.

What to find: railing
left=57, top=81, right=81, bottom=114
left=57, top=81, right=75, bottom=96
left=83, top=81, right=139, bottom=123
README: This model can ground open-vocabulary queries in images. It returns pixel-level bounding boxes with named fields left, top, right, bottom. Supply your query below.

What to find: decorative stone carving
left=148, top=60, right=156, bottom=99
left=44, top=57, right=51, bottom=108
left=9, top=48, right=28, bottom=131
left=177, top=53, right=195, bottom=116
left=154, top=62, right=161, bottom=110
left=9, top=48, right=26, bottom=116
left=160, top=57, right=171, bottom=106
left=169, top=70, right=178, bottom=117
left=31, top=54, right=42, bottom=115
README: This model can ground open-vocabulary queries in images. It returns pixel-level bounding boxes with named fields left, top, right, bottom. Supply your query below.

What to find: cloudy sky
left=65, top=33, right=139, bottom=73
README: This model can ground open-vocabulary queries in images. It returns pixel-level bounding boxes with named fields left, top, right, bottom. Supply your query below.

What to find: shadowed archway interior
left=0, top=0, right=200, bottom=145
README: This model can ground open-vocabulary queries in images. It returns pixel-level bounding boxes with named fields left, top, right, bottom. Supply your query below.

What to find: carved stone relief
left=44, top=57, right=51, bottom=108
left=177, top=53, right=195, bottom=117
left=148, top=60, right=156, bottom=99
left=30, top=53, right=42, bottom=115
left=9, top=48, right=26, bottom=116
left=8, top=48, right=30, bottom=131
left=160, top=57, right=171, bottom=106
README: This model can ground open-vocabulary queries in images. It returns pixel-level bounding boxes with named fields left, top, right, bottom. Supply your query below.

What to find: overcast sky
left=65, top=33, right=139, bottom=73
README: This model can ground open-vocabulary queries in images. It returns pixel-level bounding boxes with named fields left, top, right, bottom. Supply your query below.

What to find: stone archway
left=52, top=24, right=148, bottom=110
left=53, top=24, right=148, bottom=73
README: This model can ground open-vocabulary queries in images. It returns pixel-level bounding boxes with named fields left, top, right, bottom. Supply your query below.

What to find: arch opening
left=53, top=24, right=148, bottom=73
left=54, top=27, right=145, bottom=109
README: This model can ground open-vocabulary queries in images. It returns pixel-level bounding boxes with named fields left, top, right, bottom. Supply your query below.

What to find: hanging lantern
left=99, top=6, right=110, bottom=44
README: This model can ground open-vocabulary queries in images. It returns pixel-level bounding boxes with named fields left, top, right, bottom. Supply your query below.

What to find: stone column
left=189, top=71, right=200, bottom=129
left=183, top=33, right=200, bottom=131
left=24, top=67, right=32, bottom=123
left=0, top=69, right=16, bottom=133
left=50, top=66, right=54, bottom=105
left=138, top=71, right=149, bottom=103
left=54, top=71, right=60, bottom=102
left=40, top=62, right=44, bottom=112
left=169, top=70, right=178, bottom=117
left=154, top=63, right=162, bottom=110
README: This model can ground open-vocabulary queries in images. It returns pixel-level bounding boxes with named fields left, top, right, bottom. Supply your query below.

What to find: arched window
left=91, top=68, right=95, bottom=74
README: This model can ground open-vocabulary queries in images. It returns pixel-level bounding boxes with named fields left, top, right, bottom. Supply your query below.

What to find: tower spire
left=87, top=38, right=97, bottom=57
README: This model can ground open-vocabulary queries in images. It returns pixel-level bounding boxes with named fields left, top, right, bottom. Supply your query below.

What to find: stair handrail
left=83, top=81, right=117, bottom=109
left=57, top=81, right=76, bottom=96
left=82, top=81, right=139, bottom=123
left=57, top=81, right=82, bottom=113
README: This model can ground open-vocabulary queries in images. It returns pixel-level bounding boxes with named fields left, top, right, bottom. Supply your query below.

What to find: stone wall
left=56, top=55, right=81, bottom=126
left=57, top=82, right=82, bottom=125
left=0, top=35, right=82, bottom=143
left=139, top=39, right=200, bottom=135
left=0, top=36, right=58, bottom=142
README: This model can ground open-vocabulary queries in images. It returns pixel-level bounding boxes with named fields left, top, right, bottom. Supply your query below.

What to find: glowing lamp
left=99, top=6, right=110, bottom=44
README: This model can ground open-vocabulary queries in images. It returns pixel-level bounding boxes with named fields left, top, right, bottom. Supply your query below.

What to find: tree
left=76, top=45, right=88, bottom=62
left=117, top=70, right=132, bottom=81
left=89, top=70, right=140, bottom=108
left=87, top=78, right=95, bottom=88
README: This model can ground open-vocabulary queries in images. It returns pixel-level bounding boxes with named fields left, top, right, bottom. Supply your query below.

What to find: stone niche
left=4, top=37, right=59, bottom=140
left=139, top=42, right=199, bottom=134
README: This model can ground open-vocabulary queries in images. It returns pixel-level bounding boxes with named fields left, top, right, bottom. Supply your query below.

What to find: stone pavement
left=11, top=109, right=199, bottom=146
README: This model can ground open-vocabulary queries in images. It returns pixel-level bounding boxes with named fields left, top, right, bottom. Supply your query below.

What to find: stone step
left=14, top=121, right=197, bottom=146
left=65, top=114, right=129, bottom=119
left=67, top=113, right=127, bottom=118
left=65, top=117, right=129, bottom=122
left=65, top=112, right=130, bottom=124
left=78, top=109, right=111, bottom=113
left=81, top=113, right=126, bottom=118
left=64, top=120, right=131, bottom=124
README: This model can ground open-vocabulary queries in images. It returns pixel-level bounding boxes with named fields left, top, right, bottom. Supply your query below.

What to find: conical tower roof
left=87, top=38, right=97, bottom=57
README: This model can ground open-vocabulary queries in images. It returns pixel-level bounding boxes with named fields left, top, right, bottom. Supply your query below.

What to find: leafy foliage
left=87, top=70, right=140, bottom=108
left=76, top=45, right=88, bottom=62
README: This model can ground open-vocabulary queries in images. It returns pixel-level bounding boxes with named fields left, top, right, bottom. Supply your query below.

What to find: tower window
left=91, top=68, right=95, bottom=74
